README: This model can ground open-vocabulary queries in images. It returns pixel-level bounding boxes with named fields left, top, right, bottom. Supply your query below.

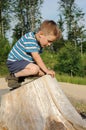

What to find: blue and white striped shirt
left=7, top=32, right=42, bottom=62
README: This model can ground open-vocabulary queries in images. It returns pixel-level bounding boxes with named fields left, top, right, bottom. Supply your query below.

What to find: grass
left=56, top=73, right=86, bottom=85
left=0, top=64, right=8, bottom=77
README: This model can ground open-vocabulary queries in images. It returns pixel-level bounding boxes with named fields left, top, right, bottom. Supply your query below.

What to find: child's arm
left=31, top=52, right=55, bottom=77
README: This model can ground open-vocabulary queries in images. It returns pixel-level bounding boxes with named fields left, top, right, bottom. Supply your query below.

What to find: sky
left=40, top=0, right=86, bottom=23
left=7, top=0, right=86, bottom=43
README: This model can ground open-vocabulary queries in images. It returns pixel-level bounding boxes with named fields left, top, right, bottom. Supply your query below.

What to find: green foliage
left=0, top=0, right=10, bottom=36
left=41, top=50, right=58, bottom=69
left=11, top=0, right=43, bottom=41
left=0, top=35, right=10, bottom=75
left=12, top=24, right=23, bottom=40
left=0, top=62, right=9, bottom=76
left=0, top=35, right=10, bottom=64
left=58, top=0, right=86, bottom=44
left=54, top=42, right=83, bottom=76
left=41, top=49, right=86, bottom=84
left=80, top=41, right=86, bottom=54
left=52, top=38, right=65, bottom=52
left=81, top=54, right=86, bottom=76
left=0, top=48, right=86, bottom=85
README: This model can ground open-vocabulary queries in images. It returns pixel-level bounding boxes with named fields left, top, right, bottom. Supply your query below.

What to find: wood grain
left=0, top=75, right=86, bottom=130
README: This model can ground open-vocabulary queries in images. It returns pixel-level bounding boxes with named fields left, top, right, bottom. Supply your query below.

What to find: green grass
left=56, top=73, right=86, bottom=85
left=0, top=63, right=8, bottom=77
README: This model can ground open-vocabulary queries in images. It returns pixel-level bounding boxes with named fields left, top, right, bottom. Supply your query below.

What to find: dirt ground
left=59, top=82, right=86, bottom=104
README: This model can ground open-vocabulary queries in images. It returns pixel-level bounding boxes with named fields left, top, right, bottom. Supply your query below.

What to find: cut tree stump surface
left=0, top=75, right=86, bottom=130
left=0, top=77, right=86, bottom=103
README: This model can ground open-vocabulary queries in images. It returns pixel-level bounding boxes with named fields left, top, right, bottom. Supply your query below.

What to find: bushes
left=0, top=35, right=10, bottom=75
left=81, top=54, right=86, bottom=76
left=41, top=47, right=86, bottom=84
left=55, top=43, right=84, bottom=76
left=0, top=35, right=11, bottom=63
left=41, top=43, right=85, bottom=77
left=41, top=50, right=58, bottom=69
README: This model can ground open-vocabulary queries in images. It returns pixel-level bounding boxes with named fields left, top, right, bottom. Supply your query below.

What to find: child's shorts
left=6, top=60, right=30, bottom=73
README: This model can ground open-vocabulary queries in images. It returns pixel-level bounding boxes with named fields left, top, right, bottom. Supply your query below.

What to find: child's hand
left=46, top=69, right=55, bottom=77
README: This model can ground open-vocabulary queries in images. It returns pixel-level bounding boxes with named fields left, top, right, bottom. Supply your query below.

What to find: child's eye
left=48, top=40, right=53, bottom=43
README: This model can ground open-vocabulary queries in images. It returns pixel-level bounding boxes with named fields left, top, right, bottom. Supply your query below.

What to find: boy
left=6, top=20, right=61, bottom=89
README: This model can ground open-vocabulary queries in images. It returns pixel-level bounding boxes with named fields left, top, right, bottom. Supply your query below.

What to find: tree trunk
left=0, top=75, right=86, bottom=130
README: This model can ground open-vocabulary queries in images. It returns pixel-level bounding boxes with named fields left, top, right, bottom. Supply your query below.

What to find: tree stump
left=0, top=75, right=86, bottom=130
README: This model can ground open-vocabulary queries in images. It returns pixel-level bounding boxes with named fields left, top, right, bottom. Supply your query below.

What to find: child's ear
left=39, top=31, right=44, bottom=37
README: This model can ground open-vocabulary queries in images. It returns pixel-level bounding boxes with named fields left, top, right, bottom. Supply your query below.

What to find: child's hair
left=39, top=20, right=61, bottom=39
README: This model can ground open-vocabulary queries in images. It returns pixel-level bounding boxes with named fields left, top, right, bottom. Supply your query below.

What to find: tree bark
left=0, top=75, right=86, bottom=130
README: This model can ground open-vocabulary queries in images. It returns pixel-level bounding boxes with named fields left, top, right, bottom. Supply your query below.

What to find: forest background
left=0, top=0, right=86, bottom=85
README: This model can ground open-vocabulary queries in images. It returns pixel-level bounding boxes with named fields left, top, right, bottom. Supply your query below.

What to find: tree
left=11, top=0, right=43, bottom=41
left=51, top=39, right=65, bottom=52
left=58, top=0, right=86, bottom=46
left=55, top=42, right=83, bottom=76
left=0, top=35, right=10, bottom=64
left=0, top=0, right=10, bottom=37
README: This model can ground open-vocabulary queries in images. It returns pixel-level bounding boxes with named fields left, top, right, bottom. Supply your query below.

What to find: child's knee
left=33, top=65, right=40, bottom=74
left=26, top=63, right=40, bottom=75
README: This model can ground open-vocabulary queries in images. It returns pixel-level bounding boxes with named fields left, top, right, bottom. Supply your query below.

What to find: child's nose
left=48, top=43, right=51, bottom=46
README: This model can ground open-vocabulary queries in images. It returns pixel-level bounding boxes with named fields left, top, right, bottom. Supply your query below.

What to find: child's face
left=39, top=34, right=56, bottom=48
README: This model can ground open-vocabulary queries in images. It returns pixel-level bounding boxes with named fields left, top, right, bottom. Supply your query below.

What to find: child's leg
left=6, top=60, right=45, bottom=89
left=15, top=63, right=40, bottom=77
left=38, top=69, right=45, bottom=77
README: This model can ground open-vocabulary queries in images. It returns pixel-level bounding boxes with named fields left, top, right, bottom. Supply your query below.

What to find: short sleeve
left=23, top=32, right=39, bottom=53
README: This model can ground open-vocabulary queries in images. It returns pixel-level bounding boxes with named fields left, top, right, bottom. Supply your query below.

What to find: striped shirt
left=7, top=32, right=42, bottom=63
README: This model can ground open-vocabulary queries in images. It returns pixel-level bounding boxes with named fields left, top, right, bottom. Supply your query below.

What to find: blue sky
left=41, top=0, right=86, bottom=23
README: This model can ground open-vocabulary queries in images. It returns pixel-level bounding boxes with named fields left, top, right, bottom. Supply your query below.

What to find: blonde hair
left=39, top=20, right=61, bottom=39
